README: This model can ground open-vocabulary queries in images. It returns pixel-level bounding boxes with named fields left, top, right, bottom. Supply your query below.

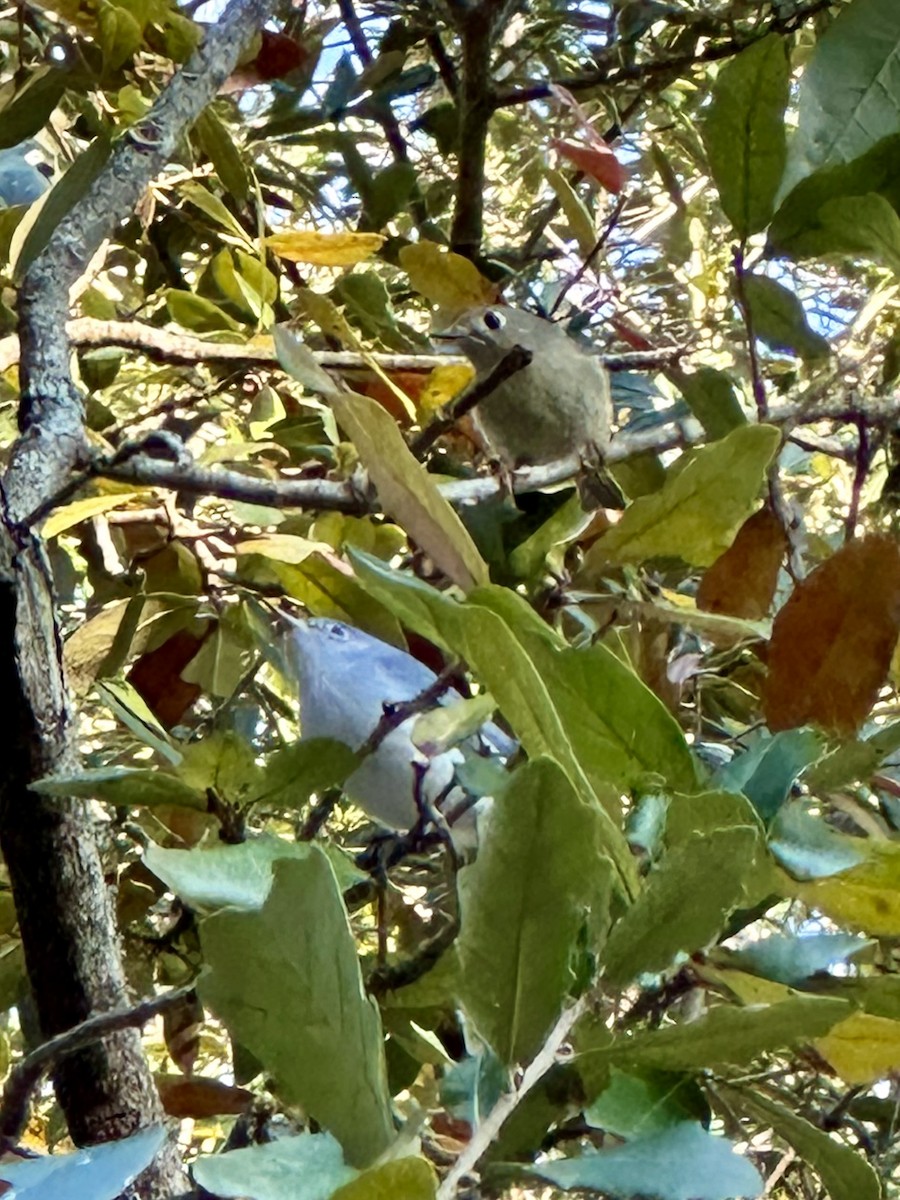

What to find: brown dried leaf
left=764, top=535, right=900, bottom=734
left=697, top=505, right=787, bottom=620
left=156, top=1074, right=253, bottom=1118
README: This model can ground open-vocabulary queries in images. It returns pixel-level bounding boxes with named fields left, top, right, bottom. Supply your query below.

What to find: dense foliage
left=3, top=0, right=900, bottom=1197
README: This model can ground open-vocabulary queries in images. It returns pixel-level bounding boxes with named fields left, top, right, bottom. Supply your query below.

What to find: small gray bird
left=437, top=306, right=613, bottom=468
left=0, top=140, right=51, bottom=208
left=284, top=615, right=514, bottom=832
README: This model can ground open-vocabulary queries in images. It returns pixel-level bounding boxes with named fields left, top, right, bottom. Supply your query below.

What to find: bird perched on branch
left=436, top=305, right=613, bottom=470
left=283, top=615, right=514, bottom=834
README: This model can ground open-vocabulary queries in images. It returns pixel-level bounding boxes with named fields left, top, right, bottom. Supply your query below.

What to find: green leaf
left=31, top=766, right=204, bottom=809
left=716, top=728, right=824, bottom=822
left=545, top=167, right=596, bottom=256
left=193, top=107, right=250, bottom=203
left=165, top=289, right=242, bottom=332
left=145, top=836, right=317, bottom=912
left=456, top=758, right=612, bottom=1065
left=0, top=67, right=68, bottom=149
left=780, top=0, right=900, bottom=201
left=192, top=1132, right=356, bottom=1200
left=259, top=738, right=360, bottom=808
left=523, top=1122, right=762, bottom=1200
left=602, top=996, right=851, bottom=1072
left=98, top=1, right=143, bottom=71
left=176, top=729, right=262, bottom=802
left=741, top=275, right=830, bottom=361
left=674, top=369, right=747, bottom=440
left=726, top=932, right=869, bottom=986
left=362, top=161, right=418, bottom=229
left=603, top=826, right=761, bottom=987
left=182, top=181, right=253, bottom=245
left=733, top=1090, right=882, bottom=1200
left=585, top=1068, right=708, bottom=1139
left=769, top=133, right=900, bottom=258
left=702, top=34, right=789, bottom=237
left=330, top=389, right=489, bottom=593
left=199, top=853, right=394, bottom=1167
left=584, top=424, right=780, bottom=568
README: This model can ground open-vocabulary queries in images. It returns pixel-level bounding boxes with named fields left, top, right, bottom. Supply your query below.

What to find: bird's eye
left=483, top=309, right=506, bottom=331
left=328, top=623, right=350, bottom=640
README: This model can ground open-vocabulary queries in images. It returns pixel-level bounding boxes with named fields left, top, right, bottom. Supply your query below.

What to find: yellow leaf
left=332, top=1155, right=436, bottom=1200
left=42, top=491, right=145, bottom=539
left=816, top=1011, right=900, bottom=1084
left=417, top=363, right=474, bottom=416
left=266, top=231, right=385, bottom=265
left=236, top=534, right=332, bottom=564
left=798, top=845, right=900, bottom=936
left=399, top=241, right=496, bottom=310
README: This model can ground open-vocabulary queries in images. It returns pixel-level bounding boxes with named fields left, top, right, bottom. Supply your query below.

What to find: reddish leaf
left=764, top=535, right=900, bottom=735
left=127, top=629, right=206, bottom=728
left=551, top=138, right=627, bottom=193
left=697, top=505, right=787, bottom=620
left=156, top=1074, right=253, bottom=1119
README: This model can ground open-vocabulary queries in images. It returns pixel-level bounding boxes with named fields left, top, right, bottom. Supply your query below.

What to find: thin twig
left=409, top=343, right=532, bottom=458
left=0, top=985, right=196, bottom=1143
left=436, top=993, right=589, bottom=1200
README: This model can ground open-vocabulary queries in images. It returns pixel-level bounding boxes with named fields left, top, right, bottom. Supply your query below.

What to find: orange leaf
left=551, top=138, right=627, bottom=193
left=697, top=505, right=787, bottom=620
left=764, top=535, right=900, bottom=735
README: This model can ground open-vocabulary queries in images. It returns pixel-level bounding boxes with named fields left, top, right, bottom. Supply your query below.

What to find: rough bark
left=0, top=0, right=276, bottom=1194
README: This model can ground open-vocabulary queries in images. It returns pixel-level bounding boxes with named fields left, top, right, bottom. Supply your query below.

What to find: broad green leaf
left=716, top=729, right=823, bottom=822
left=594, top=995, right=851, bottom=1072
left=98, top=1, right=143, bottom=70
left=176, top=729, right=262, bottom=801
left=735, top=1090, right=882, bottom=1200
left=329, top=389, right=489, bottom=593
left=769, top=802, right=869, bottom=881
left=165, top=289, right=242, bottom=332
left=603, top=826, right=760, bottom=987
left=456, top=758, right=612, bottom=1065
left=0, top=1127, right=166, bottom=1200
left=725, top=932, right=869, bottom=986
left=741, top=275, right=830, bottom=361
left=769, top=132, right=900, bottom=257
left=192, top=1132, right=355, bottom=1200
left=524, top=1122, right=762, bottom=1200
left=258, top=738, right=360, bottom=808
left=702, top=34, right=789, bottom=237
left=779, top=0, right=900, bottom=201
left=182, top=181, right=252, bottom=245
left=361, top=162, right=419, bottom=230
left=96, top=679, right=182, bottom=764
left=583, top=425, right=780, bottom=568
left=674, top=369, right=746, bottom=440
left=145, top=836, right=315, bottom=912
left=199, top=853, right=394, bottom=1167
left=585, top=1068, right=708, bottom=1139
left=0, top=67, right=68, bottom=149
left=31, top=765, right=204, bottom=809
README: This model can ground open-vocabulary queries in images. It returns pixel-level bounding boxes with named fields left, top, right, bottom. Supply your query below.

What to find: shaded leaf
left=157, top=1074, right=254, bottom=1118
left=603, top=827, right=760, bottom=988
left=741, top=275, right=830, bottom=361
left=456, top=758, right=611, bottom=1065
left=780, top=0, right=900, bottom=199
left=524, top=1122, right=761, bottom=1200
left=192, top=1132, right=356, bottom=1200
left=31, top=766, right=204, bottom=809
left=674, top=368, right=746, bottom=440
left=702, top=34, right=789, bottom=237
left=727, top=932, right=869, bottom=986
